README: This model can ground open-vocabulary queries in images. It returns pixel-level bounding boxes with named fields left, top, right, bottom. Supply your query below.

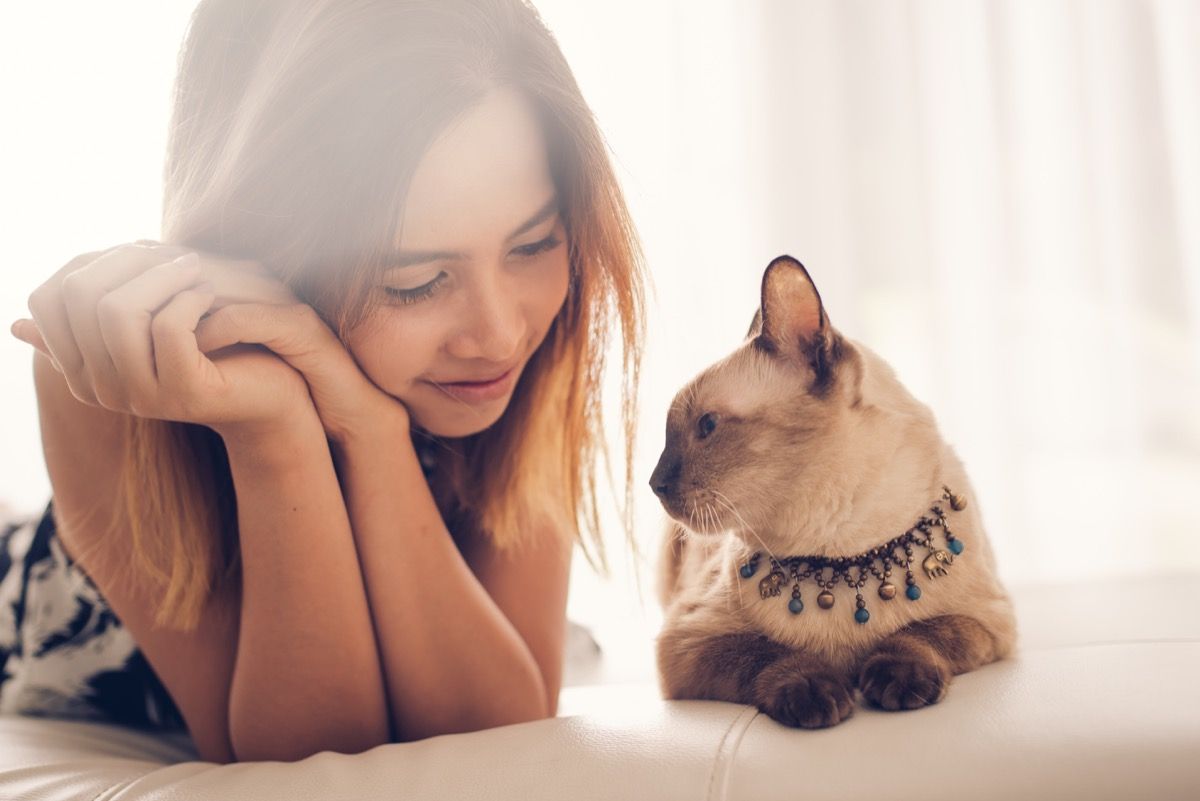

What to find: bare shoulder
left=32, top=350, right=240, bottom=763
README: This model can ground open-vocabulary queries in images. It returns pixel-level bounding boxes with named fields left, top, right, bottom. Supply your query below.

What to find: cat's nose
left=649, top=453, right=681, bottom=499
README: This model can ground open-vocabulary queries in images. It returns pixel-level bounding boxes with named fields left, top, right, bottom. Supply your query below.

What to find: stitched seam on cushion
left=86, top=767, right=155, bottom=801
left=1023, top=638, right=1200, bottom=651
left=707, top=704, right=759, bottom=801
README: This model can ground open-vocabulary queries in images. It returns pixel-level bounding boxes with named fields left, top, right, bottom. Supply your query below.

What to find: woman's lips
left=431, top=365, right=518, bottom=404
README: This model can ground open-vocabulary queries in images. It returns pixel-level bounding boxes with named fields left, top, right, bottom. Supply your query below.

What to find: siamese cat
left=651, top=255, right=1017, bottom=729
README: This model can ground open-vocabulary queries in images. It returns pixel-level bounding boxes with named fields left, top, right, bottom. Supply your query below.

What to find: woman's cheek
left=544, top=252, right=571, bottom=319
left=346, top=313, right=434, bottom=396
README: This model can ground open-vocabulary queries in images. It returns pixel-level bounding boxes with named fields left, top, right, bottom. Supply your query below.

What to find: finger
left=195, top=302, right=363, bottom=390
left=63, top=248, right=202, bottom=407
left=9, top=319, right=63, bottom=372
left=197, top=258, right=299, bottom=311
left=96, top=255, right=209, bottom=400
left=25, top=245, right=129, bottom=395
left=150, top=284, right=219, bottom=406
left=10, top=318, right=46, bottom=350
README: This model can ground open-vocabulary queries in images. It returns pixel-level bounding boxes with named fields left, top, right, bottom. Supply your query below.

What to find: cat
left=650, top=255, right=1017, bottom=729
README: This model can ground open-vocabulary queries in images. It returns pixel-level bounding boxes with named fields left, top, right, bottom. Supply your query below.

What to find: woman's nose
left=449, top=270, right=524, bottom=361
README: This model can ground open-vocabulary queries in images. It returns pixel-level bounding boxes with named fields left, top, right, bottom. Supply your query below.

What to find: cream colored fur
left=654, top=265, right=1017, bottom=682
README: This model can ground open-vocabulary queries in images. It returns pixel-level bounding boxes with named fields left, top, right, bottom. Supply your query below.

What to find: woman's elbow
left=231, top=726, right=389, bottom=763
left=393, top=691, right=551, bottom=743
left=229, top=708, right=389, bottom=762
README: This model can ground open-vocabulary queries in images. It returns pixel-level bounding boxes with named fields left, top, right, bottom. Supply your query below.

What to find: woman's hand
left=189, top=271, right=411, bottom=446
left=10, top=242, right=407, bottom=443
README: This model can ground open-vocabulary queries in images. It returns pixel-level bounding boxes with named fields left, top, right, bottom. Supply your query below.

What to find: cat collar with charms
left=736, top=486, right=968, bottom=625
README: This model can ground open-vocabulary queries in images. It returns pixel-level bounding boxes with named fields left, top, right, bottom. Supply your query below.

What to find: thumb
left=10, top=318, right=47, bottom=351
left=10, top=319, right=63, bottom=373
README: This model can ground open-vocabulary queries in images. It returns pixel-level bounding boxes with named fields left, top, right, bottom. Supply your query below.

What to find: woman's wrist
left=215, top=406, right=327, bottom=469
left=325, top=396, right=411, bottom=452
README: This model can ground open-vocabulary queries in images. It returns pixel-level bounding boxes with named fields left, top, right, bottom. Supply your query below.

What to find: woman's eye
left=381, top=234, right=561, bottom=306
left=511, top=234, right=563, bottom=258
left=383, top=272, right=448, bottom=305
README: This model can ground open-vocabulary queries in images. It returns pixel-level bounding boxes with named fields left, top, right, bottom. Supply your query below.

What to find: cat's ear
left=757, top=254, right=829, bottom=346
left=745, top=308, right=763, bottom=339
left=755, top=255, right=843, bottom=394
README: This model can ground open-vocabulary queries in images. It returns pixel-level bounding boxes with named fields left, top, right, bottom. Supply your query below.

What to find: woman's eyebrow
left=507, top=194, right=559, bottom=240
left=389, top=195, right=559, bottom=269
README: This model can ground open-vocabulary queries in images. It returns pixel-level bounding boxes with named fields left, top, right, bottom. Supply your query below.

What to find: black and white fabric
left=0, top=499, right=185, bottom=730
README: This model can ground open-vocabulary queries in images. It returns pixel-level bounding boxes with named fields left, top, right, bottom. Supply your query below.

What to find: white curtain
left=746, top=0, right=1200, bottom=583
left=536, top=0, right=1200, bottom=657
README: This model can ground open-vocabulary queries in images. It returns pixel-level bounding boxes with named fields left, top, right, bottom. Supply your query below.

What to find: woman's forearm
left=331, top=422, right=548, bottom=742
left=219, top=412, right=390, bottom=761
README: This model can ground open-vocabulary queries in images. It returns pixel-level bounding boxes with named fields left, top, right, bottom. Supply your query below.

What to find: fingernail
left=172, top=252, right=200, bottom=268
left=10, top=319, right=26, bottom=338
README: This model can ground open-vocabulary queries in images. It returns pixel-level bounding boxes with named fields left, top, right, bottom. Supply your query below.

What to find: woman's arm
left=219, top=411, right=390, bottom=761
left=330, top=419, right=566, bottom=742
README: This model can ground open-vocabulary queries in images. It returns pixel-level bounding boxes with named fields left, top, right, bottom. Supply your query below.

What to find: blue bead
left=740, top=563, right=756, bottom=578
left=906, top=584, right=922, bottom=600
left=788, top=598, right=804, bottom=614
left=948, top=539, right=964, bottom=555
left=854, top=608, right=870, bottom=624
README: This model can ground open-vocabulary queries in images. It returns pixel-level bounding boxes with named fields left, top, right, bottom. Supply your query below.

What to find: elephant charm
left=759, top=569, right=787, bottom=598
left=922, top=549, right=954, bottom=579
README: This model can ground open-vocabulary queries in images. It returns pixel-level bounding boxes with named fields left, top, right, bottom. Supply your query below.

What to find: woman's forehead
left=396, top=87, right=557, bottom=251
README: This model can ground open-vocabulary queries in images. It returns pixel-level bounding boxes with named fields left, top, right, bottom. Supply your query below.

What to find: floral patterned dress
left=0, top=499, right=186, bottom=730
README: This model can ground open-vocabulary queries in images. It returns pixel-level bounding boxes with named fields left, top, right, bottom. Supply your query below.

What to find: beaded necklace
left=736, top=486, right=968, bottom=625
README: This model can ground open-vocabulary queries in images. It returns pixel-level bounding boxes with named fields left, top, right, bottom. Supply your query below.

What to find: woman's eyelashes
left=385, top=271, right=449, bottom=305
left=383, top=233, right=564, bottom=305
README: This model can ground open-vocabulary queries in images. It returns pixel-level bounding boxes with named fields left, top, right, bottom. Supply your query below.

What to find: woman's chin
left=408, top=404, right=507, bottom=439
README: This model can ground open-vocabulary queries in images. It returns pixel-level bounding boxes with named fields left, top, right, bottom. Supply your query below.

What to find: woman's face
left=343, top=86, right=570, bottom=438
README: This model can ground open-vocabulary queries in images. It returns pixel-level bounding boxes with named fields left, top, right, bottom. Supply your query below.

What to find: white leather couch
left=2, top=574, right=1198, bottom=801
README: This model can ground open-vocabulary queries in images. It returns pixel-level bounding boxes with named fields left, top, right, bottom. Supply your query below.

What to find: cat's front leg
left=857, top=613, right=1001, bottom=711
left=657, top=628, right=855, bottom=729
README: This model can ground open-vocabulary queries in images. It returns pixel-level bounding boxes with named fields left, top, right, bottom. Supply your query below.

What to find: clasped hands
left=9, top=241, right=408, bottom=445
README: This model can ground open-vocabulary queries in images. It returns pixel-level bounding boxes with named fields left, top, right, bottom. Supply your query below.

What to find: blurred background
left=2, top=1, right=1198, bottom=685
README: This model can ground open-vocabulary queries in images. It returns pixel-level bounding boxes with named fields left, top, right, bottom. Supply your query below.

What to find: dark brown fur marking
left=657, top=630, right=854, bottom=729
left=752, top=649, right=856, bottom=728
left=856, top=614, right=1001, bottom=711
left=659, top=631, right=789, bottom=706
left=805, top=331, right=843, bottom=398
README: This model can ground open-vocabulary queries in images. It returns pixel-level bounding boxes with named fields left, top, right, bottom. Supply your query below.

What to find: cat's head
left=649, top=255, right=941, bottom=555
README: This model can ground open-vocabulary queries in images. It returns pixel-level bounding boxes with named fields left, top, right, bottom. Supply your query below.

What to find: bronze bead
left=817, top=590, right=835, bottom=609
left=878, top=582, right=897, bottom=600
left=942, top=486, right=968, bottom=511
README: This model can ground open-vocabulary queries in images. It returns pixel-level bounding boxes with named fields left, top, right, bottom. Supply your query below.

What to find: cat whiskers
left=711, top=489, right=779, bottom=566
left=698, top=499, right=749, bottom=613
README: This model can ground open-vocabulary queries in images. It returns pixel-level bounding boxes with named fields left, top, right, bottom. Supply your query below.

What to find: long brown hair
left=110, top=0, right=646, bottom=630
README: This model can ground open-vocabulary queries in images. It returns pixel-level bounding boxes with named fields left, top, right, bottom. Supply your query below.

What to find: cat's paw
left=857, top=651, right=950, bottom=711
left=752, top=668, right=856, bottom=729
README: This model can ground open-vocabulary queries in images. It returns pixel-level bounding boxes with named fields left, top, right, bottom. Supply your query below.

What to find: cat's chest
left=726, top=556, right=973, bottom=670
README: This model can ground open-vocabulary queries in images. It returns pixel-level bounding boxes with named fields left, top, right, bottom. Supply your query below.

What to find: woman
left=2, top=0, right=645, bottom=764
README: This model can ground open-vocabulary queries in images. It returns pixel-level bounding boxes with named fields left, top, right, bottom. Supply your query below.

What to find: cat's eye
left=697, top=412, right=719, bottom=439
